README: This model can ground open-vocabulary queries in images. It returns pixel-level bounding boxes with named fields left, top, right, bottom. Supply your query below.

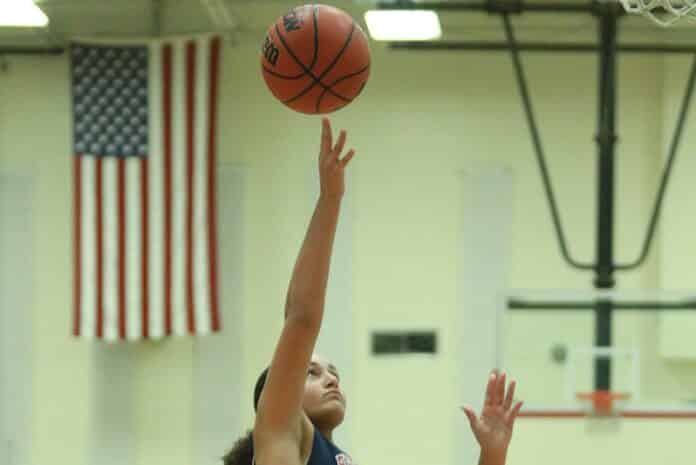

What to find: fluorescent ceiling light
left=364, top=10, right=441, bottom=41
left=0, top=0, right=49, bottom=27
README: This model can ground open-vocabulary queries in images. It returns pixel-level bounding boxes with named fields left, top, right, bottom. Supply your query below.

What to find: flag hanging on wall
left=71, top=35, right=222, bottom=341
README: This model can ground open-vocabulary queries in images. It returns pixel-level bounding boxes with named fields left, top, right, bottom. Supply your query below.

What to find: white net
left=620, top=0, right=696, bottom=26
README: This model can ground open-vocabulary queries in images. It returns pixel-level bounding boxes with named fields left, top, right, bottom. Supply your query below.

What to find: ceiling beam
left=0, top=46, right=64, bottom=55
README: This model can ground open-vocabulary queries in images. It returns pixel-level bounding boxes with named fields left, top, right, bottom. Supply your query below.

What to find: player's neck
left=317, top=425, right=333, bottom=442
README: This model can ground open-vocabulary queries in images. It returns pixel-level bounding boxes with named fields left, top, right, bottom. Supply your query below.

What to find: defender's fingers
left=503, top=379, right=516, bottom=411
left=506, top=401, right=524, bottom=428
left=461, top=406, right=478, bottom=430
left=484, top=373, right=497, bottom=406
left=493, top=372, right=506, bottom=406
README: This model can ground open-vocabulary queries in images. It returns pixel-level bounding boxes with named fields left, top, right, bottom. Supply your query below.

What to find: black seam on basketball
left=309, top=5, right=319, bottom=72
left=274, top=21, right=355, bottom=105
left=262, top=65, right=307, bottom=80
left=315, top=63, right=370, bottom=113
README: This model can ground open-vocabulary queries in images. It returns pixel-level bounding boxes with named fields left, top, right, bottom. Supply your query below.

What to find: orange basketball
left=260, top=4, right=371, bottom=115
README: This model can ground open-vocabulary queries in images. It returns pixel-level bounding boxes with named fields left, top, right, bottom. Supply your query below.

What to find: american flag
left=71, top=36, right=222, bottom=341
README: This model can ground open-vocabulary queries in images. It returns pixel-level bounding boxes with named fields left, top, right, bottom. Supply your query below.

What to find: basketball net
left=620, top=0, right=696, bottom=26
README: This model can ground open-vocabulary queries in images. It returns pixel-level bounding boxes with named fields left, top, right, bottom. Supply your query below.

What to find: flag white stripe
left=102, top=157, right=119, bottom=342
left=194, top=36, right=212, bottom=335
left=148, top=42, right=165, bottom=339
left=80, top=156, right=97, bottom=340
left=171, top=39, right=187, bottom=336
left=125, top=158, right=142, bottom=341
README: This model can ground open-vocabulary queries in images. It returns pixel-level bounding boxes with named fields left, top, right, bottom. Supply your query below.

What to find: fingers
left=461, top=406, right=478, bottom=430
left=332, top=129, right=347, bottom=160
left=506, top=400, right=524, bottom=428
left=484, top=373, right=496, bottom=407
left=319, top=118, right=354, bottom=171
left=340, top=149, right=356, bottom=167
left=503, top=378, right=516, bottom=410
left=321, top=117, right=333, bottom=155
left=485, top=370, right=518, bottom=409
left=494, top=371, right=506, bottom=406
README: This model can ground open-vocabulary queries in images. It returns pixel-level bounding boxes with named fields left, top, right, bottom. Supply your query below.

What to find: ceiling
left=0, top=0, right=370, bottom=49
left=1, top=0, right=696, bottom=50
left=1, top=0, right=228, bottom=48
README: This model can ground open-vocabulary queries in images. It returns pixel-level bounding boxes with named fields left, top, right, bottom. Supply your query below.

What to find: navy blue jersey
left=307, top=428, right=353, bottom=465
left=252, top=428, right=353, bottom=465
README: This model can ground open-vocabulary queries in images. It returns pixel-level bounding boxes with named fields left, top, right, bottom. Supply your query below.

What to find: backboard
left=503, top=289, right=696, bottom=419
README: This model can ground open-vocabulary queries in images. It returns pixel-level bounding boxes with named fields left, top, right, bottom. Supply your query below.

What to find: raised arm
left=254, top=118, right=356, bottom=460
left=462, top=371, right=523, bottom=465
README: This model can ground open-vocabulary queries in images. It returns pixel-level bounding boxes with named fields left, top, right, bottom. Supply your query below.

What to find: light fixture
left=0, top=0, right=49, bottom=27
left=364, top=10, right=441, bottom=41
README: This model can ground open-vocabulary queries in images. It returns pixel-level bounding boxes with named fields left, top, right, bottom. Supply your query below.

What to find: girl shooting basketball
left=224, top=118, right=522, bottom=465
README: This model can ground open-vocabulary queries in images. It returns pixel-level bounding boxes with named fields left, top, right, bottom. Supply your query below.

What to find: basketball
left=260, top=4, right=371, bottom=114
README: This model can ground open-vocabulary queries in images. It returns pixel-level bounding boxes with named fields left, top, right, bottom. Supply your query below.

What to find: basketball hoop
left=619, top=0, right=696, bottom=26
left=576, top=391, right=632, bottom=417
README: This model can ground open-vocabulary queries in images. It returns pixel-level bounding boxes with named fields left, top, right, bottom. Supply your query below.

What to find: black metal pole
left=594, top=3, right=621, bottom=393
left=376, top=1, right=595, bottom=13
left=0, top=47, right=64, bottom=55
left=508, top=299, right=696, bottom=310
left=594, top=6, right=619, bottom=289
left=388, top=42, right=696, bottom=55
left=595, top=299, right=613, bottom=390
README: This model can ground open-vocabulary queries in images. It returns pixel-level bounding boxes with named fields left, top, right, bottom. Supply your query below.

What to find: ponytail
left=222, top=368, right=269, bottom=464
left=222, top=430, right=254, bottom=465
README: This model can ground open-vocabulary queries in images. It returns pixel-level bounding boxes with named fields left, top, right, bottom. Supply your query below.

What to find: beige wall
left=0, top=4, right=695, bottom=465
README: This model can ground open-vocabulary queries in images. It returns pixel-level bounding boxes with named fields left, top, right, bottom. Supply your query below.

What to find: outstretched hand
left=462, top=371, right=523, bottom=462
left=319, top=117, right=355, bottom=199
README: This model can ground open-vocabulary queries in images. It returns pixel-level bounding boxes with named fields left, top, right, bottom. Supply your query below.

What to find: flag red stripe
left=73, top=156, right=82, bottom=337
left=141, top=158, right=150, bottom=339
left=95, top=157, right=104, bottom=339
left=117, top=158, right=127, bottom=340
left=162, top=44, right=174, bottom=336
left=186, top=40, right=197, bottom=334
left=208, top=37, right=221, bottom=331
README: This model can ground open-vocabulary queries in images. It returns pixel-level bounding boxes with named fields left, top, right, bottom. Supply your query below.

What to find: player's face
left=303, top=354, right=346, bottom=429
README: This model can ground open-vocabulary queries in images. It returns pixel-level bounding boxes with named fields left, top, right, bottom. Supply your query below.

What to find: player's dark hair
left=222, top=368, right=269, bottom=465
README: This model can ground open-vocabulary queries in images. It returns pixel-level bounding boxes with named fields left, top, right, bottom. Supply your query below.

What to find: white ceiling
left=0, top=0, right=369, bottom=48
left=1, top=0, right=221, bottom=47
left=1, top=0, right=695, bottom=50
